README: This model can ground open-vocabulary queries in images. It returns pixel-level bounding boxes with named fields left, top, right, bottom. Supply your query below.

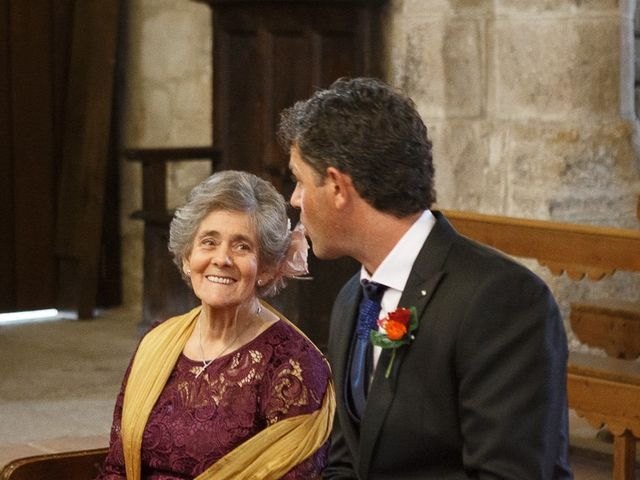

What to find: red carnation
left=387, top=308, right=411, bottom=326
left=370, top=306, right=419, bottom=378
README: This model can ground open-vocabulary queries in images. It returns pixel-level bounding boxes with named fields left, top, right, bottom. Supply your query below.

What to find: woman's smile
left=184, top=210, right=263, bottom=316
left=205, top=274, right=236, bottom=285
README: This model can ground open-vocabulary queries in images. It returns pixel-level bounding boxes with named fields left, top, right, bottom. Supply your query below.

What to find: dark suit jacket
left=324, top=211, right=572, bottom=480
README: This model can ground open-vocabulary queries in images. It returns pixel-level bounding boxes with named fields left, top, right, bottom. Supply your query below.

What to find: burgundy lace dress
left=97, top=319, right=330, bottom=479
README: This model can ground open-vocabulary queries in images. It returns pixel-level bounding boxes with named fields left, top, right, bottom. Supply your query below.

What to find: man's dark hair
left=278, top=77, right=436, bottom=216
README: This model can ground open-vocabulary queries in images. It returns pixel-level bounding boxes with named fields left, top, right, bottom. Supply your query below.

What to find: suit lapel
left=330, top=275, right=362, bottom=452
left=357, top=211, right=456, bottom=479
left=332, top=275, right=361, bottom=401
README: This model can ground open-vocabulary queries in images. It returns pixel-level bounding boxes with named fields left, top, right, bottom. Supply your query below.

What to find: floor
left=0, top=307, right=637, bottom=478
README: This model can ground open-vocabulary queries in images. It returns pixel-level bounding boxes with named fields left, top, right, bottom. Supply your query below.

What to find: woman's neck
left=199, top=299, right=260, bottom=340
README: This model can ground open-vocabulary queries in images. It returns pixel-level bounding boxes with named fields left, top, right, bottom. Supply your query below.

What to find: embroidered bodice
left=97, top=319, right=330, bottom=479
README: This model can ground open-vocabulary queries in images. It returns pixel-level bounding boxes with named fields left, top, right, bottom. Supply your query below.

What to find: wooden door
left=0, top=0, right=121, bottom=314
left=207, top=0, right=384, bottom=349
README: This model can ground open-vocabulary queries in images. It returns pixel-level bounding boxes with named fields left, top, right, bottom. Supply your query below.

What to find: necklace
left=195, top=304, right=262, bottom=379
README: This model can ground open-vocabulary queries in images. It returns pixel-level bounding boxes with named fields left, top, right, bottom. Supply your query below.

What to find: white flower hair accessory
left=259, top=221, right=310, bottom=297
left=278, top=221, right=310, bottom=278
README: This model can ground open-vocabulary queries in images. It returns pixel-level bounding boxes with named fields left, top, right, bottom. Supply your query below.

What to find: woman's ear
left=256, top=272, right=272, bottom=287
left=182, top=260, right=191, bottom=276
left=257, top=264, right=277, bottom=287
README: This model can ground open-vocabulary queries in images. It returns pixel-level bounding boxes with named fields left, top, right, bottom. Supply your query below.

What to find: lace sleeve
left=94, top=366, right=129, bottom=479
left=260, top=326, right=331, bottom=478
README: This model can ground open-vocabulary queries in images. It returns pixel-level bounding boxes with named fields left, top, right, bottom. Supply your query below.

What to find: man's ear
left=326, top=167, right=354, bottom=209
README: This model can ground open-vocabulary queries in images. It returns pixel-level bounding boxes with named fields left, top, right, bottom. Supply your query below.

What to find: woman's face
left=183, top=209, right=266, bottom=314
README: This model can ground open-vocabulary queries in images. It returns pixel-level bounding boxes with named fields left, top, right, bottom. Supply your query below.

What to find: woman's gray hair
left=168, top=170, right=291, bottom=297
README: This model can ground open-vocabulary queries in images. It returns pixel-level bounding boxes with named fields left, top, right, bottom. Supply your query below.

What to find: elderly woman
left=97, top=171, right=334, bottom=480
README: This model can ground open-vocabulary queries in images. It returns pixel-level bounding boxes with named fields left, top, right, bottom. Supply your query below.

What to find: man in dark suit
left=278, top=77, right=572, bottom=479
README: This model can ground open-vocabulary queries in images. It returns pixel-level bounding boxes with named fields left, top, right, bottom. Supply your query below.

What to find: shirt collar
left=360, top=210, right=436, bottom=292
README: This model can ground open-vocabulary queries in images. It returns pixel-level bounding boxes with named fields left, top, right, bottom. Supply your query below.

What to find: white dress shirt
left=360, top=209, right=436, bottom=371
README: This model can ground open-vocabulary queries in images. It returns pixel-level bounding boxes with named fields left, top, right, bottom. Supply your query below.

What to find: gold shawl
left=121, top=304, right=335, bottom=480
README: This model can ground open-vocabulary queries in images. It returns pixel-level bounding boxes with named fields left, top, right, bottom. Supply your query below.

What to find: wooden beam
left=122, top=146, right=221, bottom=163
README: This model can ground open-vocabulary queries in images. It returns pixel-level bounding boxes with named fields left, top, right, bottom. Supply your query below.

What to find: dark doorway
left=0, top=0, right=121, bottom=314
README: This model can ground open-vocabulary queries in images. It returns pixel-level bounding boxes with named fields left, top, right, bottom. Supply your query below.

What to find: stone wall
left=381, top=0, right=640, bottom=347
left=120, top=0, right=640, bottom=346
left=120, top=0, right=212, bottom=307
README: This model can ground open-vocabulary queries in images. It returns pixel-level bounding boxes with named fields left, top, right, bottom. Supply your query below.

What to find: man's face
left=289, top=145, right=339, bottom=259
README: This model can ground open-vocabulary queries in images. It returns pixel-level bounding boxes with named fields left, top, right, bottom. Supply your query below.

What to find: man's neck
left=347, top=205, right=422, bottom=275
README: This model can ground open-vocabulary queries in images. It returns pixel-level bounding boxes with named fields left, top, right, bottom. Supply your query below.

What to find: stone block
left=493, top=18, right=619, bottom=119
left=399, top=19, right=485, bottom=118
left=140, top=4, right=210, bottom=82
left=166, top=161, right=212, bottom=210
left=493, top=120, right=639, bottom=220
left=429, top=119, right=501, bottom=212
left=547, top=192, right=640, bottom=228
left=403, top=0, right=492, bottom=17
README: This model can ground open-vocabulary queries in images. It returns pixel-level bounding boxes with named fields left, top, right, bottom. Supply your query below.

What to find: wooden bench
left=0, top=448, right=107, bottom=480
left=568, top=352, right=640, bottom=480
left=443, top=209, right=640, bottom=479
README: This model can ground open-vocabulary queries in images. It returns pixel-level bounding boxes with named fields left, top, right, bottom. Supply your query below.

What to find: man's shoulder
left=423, top=213, right=546, bottom=286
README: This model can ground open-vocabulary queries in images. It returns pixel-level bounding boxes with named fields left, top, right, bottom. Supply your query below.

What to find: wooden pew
left=0, top=448, right=107, bottom=480
left=568, top=352, right=640, bottom=480
left=443, top=209, right=640, bottom=479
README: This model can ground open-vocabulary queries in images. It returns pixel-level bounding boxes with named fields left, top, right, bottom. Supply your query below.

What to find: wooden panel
left=319, top=32, right=358, bottom=85
left=9, top=0, right=57, bottom=310
left=55, top=0, right=120, bottom=317
left=443, top=209, right=640, bottom=279
left=214, top=30, right=261, bottom=172
left=51, top=0, right=74, bottom=166
left=264, top=30, right=312, bottom=187
left=143, top=223, right=199, bottom=326
left=0, top=0, right=15, bottom=310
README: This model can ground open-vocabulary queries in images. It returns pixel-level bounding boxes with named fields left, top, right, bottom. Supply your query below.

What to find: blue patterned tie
left=348, top=280, right=387, bottom=420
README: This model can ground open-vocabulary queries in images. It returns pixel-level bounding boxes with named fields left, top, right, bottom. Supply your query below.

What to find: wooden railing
left=442, top=209, right=640, bottom=480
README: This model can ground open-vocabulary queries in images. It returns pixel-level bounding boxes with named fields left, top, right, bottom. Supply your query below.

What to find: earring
left=257, top=279, right=263, bottom=286
left=186, top=269, right=191, bottom=275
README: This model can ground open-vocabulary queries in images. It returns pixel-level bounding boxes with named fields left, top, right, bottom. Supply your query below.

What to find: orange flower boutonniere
left=370, top=306, right=419, bottom=378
